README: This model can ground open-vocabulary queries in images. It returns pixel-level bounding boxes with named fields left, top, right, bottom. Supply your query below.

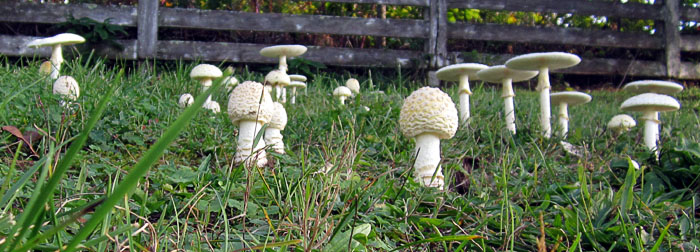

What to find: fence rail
left=1, top=0, right=698, bottom=79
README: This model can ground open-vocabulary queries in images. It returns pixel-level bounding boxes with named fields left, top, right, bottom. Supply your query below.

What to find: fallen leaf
left=2, top=125, right=39, bottom=157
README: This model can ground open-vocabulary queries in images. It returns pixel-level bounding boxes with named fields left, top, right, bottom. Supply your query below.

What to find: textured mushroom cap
left=27, top=33, right=85, bottom=48
left=269, top=102, right=288, bottom=130
left=346, top=78, right=360, bottom=93
left=476, top=65, right=538, bottom=83
left=620, top=93, right=680, bottom=112
left=289, top=81, right=307, bottom=88
left=289, top=74, right=307, bottom=82
left=622, top=80, right=684, bottom=95
left=204, top=100, right=221, bottom=113
left=224, top=76, right=239, bottom=91
left=264, top=70, right=291, bottom=87
left=399, top=87, right=459, bottom=139
left=53, top=76, right=80, bottom=101
left=178, top=93, right=194, bottom=108
left=505, top=52, right=581, bottom=71
left=260, top=45, right=308, bottom=58
left=333, top=86, right=352, bottom=98
left=550, top=91, right=592, bottom=106
left=190, top=64, right=223, bottom=82
left=228, top=81, right=274, bottom=126
left=435, top=63, right=488, bottom=82
left=607, top=114, right=636, bottom=130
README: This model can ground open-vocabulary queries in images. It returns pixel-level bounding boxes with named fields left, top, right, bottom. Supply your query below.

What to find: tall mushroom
left=27, top=33, right=85, bottom=79
left=550, top=91, right=592, bottom=137
left=346, top=78, right=360, bottom=95
left=399, top=87, right=459, bottom=189
left=178, top=93, right=194, bottom=108
left=505, top=52, right=581, bottom=138
left=53, top=76, right=80, bottom=107
left=259, top=45, right=308, bottom=72
left=229, top=81, right=275, bottom=167
left=476, top=65, right=538, bottom=134
left=190, top=64, right=223, bottom=113
left=620, top=93, right=680, bottom=153
left=333, top=86, right=352, bottom=105
left=288, top=74, right=307, bottom=104
left=435, top=63, right=488, bottom=125
left=265, top=102, right=287, bottom=154
left=607, top=114, right=636, bottom=135
left=264, top=69, right=291, bottom=103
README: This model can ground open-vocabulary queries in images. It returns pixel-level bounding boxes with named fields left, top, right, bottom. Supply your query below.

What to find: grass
left=0, top=55, right=699, bottom=251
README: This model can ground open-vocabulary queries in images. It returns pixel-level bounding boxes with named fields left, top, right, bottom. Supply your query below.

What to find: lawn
left=0, top=56, right=698, bottom=251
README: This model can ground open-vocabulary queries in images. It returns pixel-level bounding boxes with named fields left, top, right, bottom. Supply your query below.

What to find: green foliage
left=57, top=15, right=128, bottom=50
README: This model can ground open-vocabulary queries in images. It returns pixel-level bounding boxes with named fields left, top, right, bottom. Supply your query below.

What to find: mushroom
left=607, top=114, right=636, bottom=135
left=27, top=33, right=85, bottom=79
left=190, top=64, right=223, bottom=112
left=333, top=86, right=352, bottom=105
left=435, top=63, right=488, bottom=125
left=223, top=76, right=239, bottom=92
left=620, top=93, right=680, bottom=153
left=265, top=102, right=287, bottom=154
left=53, top=75, right=79, bottom=107
left=39, top=61, right=53, bottom=76
left=505, top=52, right=581, bottom=138
left=346, top=78, right=360, bottom=95
left=228, top=81, right=275, bottom=167
left=399, top=87, right=459, bottom=189
left=203, top=100, right=221, bottom=114
left=288, top=74, right=307, bottom=104
left=259, top=45, right=308, bottom=72
left=622, top=80, right=684, bottom=95
left=550, top=91, right=592, bottom=137
left=178, top=93, right=194, bottom=108
left=264, top=69, right=291, bottom=103
left=476, top=65, right=538, bottom=134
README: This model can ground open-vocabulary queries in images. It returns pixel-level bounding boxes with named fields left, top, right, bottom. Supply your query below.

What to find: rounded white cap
left=620, top=93, right=680, bottom=112
left=269, top=102, right=288, bottom=130
left=203, top=100, right=221, bottom=113
left=505, top=52, right=581, bottom=71
left=607, top=114, right=636, bottom=131
left=260, top=45, right=308, bottom=58
left=178, top=93, right=194, bottom=108
left=264, top=69, right=291, bottom=87
left=550, top=91, right=592, bottom=106
left=399, top=87, right=458, bottom=139
left=346, top=78, right=360, bottom=93
left=190, top=64, right=223, bottom=83
left=333, top=86, right=352, bottom=98
left=622, top=80, right=684, bottom=95
left=228, top=81, right=274, bottom=126
left=53, top=76, right=80, bottom=101
left=435, top=63, right=488, bottom=82
left=476, top=65, right=538, bottom=83
left=224, top=76, right=239, bottom=91
left=28, top=33, right=85, bottom=48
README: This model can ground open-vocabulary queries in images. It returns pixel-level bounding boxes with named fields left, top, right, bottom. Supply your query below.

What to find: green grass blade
left=391, top=235, right=484, bottom=251
left=650, top=221, right=672, bottom=252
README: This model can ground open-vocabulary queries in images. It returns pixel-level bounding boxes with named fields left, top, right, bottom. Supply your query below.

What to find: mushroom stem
left=264, top=127, right=285, bottom=154
left=281, top=87, right=287, bottom=103
left=458, top=74, right=471, bottom=125
left=291, top=87, right=297, bottom=104
left=537, top=67, right=552, bottom=138
left=202, top=79, right=214, bottom=108
left=501, top=78, right=516, bottom=134
left=641, top=111, right=660, bottom=153
left=339, top=96, right=347, bottom=105
left=413, top=133, right=444, bottom=189
left=558, top=103, right=569, bottom=137
left=274, top=85, right=282, bottom=101
left=279, top=55, right=288, bottom=72
left=234, top=120, right=268, bottom=167
left=49, top=45, right=63, bottom=79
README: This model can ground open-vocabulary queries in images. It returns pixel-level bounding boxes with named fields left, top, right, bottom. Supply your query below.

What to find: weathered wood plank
left=447, top=0, right=662, bottom=20
left=159, top=8, right=428, bottom=38
left=302, top=0, right=429, bottom=6
left=0, top=2, right=137, bottom=26
left=0, top=35, right=137, bottom=59
left=435, top=0, right=448, bottom=67
left=663, top=0, right=681, bottom=78
left=680, top=6, right=700, bottom=20
left=137, top=0, right=158, bottom=58
left=681, top=35, right=700, bottom=51
left=448, top=22, right=662, bottom=49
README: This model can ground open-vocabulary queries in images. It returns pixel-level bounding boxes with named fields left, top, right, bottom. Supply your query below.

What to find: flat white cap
left=622, top=80, right=684, bottom=95
left=28, top=33, right=85, bottom=48
left=435, top=63, right=488, bottom=82
left=505, top=52, right=581, bottom=71
left=288, top=81, right=307, bottom=89
left=607, top=114, right=636, bottom=130
left=269, top=102, right=288, bottom=130
left=190, top=64, right=223, bottom=82
left=550, top=91, right=592, bottom=106
left=399, top=87, right=458, bottom=139
left=264, top=69, right=291, bottom=87
left=620, top=93, right=680, bottom=112
left=178, top=93, right=194, bottom=108
left=228, top=81, right=274, bottom=126
left=53, top=76, right=80, bottom=101
left=289, top=74, right=307, bottom=82
left=260, top=45, right=307, bottom=58
left=346, top=78, right=360, bottom=93
left=476, top=65, right=538, bottom=83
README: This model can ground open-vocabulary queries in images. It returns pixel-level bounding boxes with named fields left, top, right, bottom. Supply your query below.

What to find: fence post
left=137, top=0, right=158, bottom=59
left=662, top=0, right=681, bottom=79
left=426, top=0, right=447, bottom=86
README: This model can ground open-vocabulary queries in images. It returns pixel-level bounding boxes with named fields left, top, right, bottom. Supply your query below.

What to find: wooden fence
left=1, top=0, right=699, bottom=79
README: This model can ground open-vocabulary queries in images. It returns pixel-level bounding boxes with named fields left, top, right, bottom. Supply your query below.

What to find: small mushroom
left=435, top=63, right=488, bottom=125
left=39, top=61, right=53, bottom=76
left=178, top=93, right=194, bottom=108
left=223, top=76, right=239, bottom=92
left=399, top=87, right=459, bottom=189
left=190, top=64, right=223, bottom=112
left=265, top=102, right=288, bottom=154
left=622, top=80, right=684, bottom=95
left=259, top=45, right=308, bottom=72
left=346, top=78, right=360, bottom=95
left=620, top=93, right=680, bottom=153
left=288, top=74, right=307, bottom=104
left=550, top=91, right=592, bottom=137
left=476, top=65, right=538, bottom=134
left=264, top=69, right=291, bottom=103
left=607, top=114, right=636, bottom=135
left=228, top=81, right=275, bottom=167
left=53, top=76, right=79, bottom=107
left=27, top=33, right=85, bottom=79
left=333, top=86, right=352, bottom=105
left=505, top=52, right=581, bottom=138
left=203, top=100, right=221, bottom=114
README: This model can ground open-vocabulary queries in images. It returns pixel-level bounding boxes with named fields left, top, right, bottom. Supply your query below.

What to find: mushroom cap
left=505, top=52, right=581, bottom=71
left=203, top=100, right=221, bottom=113
left=288, top=80, right=307, bottom=88
left=190, top=64, right=223, bottom=82
left=476, top=65, right=538, bottom=83
left=346, top=78, right=360, bottom=93
left=53, top=76, right=80, bottom=101
left=399, top=87, right=459, bottom=139
left=435, top=63, right=488, bottom=82
left=269, top=102, right=288, bottom=130
left=178, top=93, right=194, bottom=108
left=620, top=93, right=680, bottom=112
left=228, top=81, right=274, bottom=126
left=260, top=45, right=308, bottom=58
left=289, top=74, right=307, bottom=82
left=264, top=69, right=291, bottom=87
left=622, top=80, right=684, bottom=95
left=224, top=76, right=239, bottom=91
left=607, top=114, right=636, bottom=130
left=27, top=33, right=85, bottom=48
left=333, top=86, right=352, bottom=98
left=550, top=91, right=592, bottom=106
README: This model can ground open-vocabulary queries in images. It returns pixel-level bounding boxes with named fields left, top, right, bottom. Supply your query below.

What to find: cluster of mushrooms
left=27, top=33, right=86, bottom=107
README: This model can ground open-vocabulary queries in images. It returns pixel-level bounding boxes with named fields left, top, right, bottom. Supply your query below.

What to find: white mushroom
left=435, top=63, right=488, bottom=125
left=476, top=65, right=538, bottom=134
left=620, top=93, right=680, bottom=153
left=223, top=76, right=239, bottom=92
left=288, top=74, right=307, bottom=104
left=550, top=91, right=592, bottom=137
left=399, top=87, right=459, bottom=189
left=607, top=114, right=636, bottom=135
left=190, top=64, right=223, bottom=112
left=53, top=76, right=79, bottom=107
left=178, top=93, right=194, bottom=108
left=346, top=78, right=360, bottom=95
left=333, top=86, right=352, bottom=105
left=505, top=52, right=581, bottom=138
left=265, top=102, right=288, bottom=154
left=259, top=45, right=308, bottom=72
left=622, top=80, right=684, bottom=95
left=264, top=69, right=291, bottom=103
left=203, top=100, right=221, bottom=114
left=27, top=33, right=85, bottom=79
left=228, top=81, right=275, bottom=167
